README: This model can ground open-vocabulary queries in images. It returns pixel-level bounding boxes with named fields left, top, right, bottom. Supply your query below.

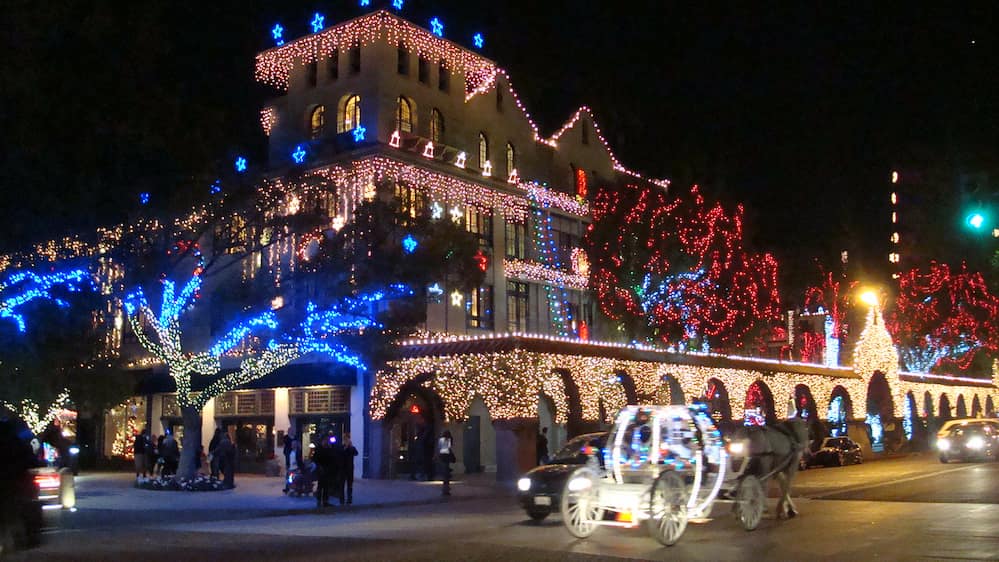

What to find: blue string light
left=0, top=269, right=92, bottom=333
left=352, top=125, right=366, bottom=143
left=473, top=33, right=484, bottom=49
left=311, top=13, right=325, bottom=33
left=292, top=145, right=307, bottom=164
left=210, top=179, right=222, bottom=195
left=402, top=234, right=418, bottom=254
left=271, top=24, right=285, bottom=46
left=234, top=156, right=247, bottom=173
left=139, top=193, right=150, bottom=205
left=429, top=17, right=444, bottom=37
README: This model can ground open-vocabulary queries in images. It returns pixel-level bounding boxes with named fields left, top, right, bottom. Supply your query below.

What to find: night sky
left=2, top=1, right=997, bottom=298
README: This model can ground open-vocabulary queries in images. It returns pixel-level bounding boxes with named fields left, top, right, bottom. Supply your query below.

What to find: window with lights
left=465, top=206, right=493, bottom=251
left=430, top=108, right=444, bottom=144
left=478, top=132, right=489, bottom=170
left=505, top=220, right=526, bottom=259
left=396, top=97, right=414, bottom=133
left=467, top=285, right=494, bottom=330
left=338, top=95, right=361, bottom=132
left=507, top=281, right=529, bottom=332
left=394, top=183, right=426, bottom=219
left=309, top=105, right=326, bottom=139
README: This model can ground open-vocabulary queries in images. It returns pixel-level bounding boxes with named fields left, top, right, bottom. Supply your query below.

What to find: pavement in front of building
left=47, top=470, right=513, bottom=530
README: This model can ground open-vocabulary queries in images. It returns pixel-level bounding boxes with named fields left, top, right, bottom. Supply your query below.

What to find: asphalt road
left=20, top=454, right=999, bottom=561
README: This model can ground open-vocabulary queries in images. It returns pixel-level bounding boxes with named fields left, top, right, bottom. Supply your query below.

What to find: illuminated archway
left=793, top=384, right=818, bottom=420
left=866, top=371, right=894, bottom=451
left=827, top=386, right=853, bottom=437
left=939, top=394, right=952, bottom=420
left=382, top=372, right=445, bottom=479
left=971, top=395, right=982, bottom=418
left=744, top=380, right=776, bottom=426
left=922, top=391, right=934, bottom=418
left=703, top=378, right=732, bottom=424
left=656, top=373, right=685, bottom=406
left=903, top=391, right=917, bottom=441
left=955, top=395, right=968, bottom=418
left=986, top=396, right=995, bottom=417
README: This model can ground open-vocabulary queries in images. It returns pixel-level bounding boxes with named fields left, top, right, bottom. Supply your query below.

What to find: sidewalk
left=48, top=471, right=513, bottom=529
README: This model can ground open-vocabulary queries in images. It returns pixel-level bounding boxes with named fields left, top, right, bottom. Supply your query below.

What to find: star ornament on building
left=473, top=33, right=484, bottom=49
left=234, top=156, right=247, bottom=173
left=271, top=24, right=284, bottom=46
left=450, top=290, right=464, bottom=307
left=430, top=17, right=444, bottom=37
left=353, top=125, right=367, bottom=143
left=311, top=13, right=325, bottom=33
left=292, top=145, right=307, bottom=164
left=360, top=0, right=371, bottom=6
left=392, top=0, right=404, bottom=10
left=431, top=202, right=444, bottom=220
left=402, top=234, right=418, bottom=254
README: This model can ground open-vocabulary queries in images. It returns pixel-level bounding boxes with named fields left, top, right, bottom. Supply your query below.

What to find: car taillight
left=34, top=473, right=60, bottom=489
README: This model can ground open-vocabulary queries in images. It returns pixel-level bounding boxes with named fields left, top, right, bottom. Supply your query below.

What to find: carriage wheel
left=734, top=475, right=764, bottom=531
left=561, top=467, right=602, bottom=538
left=648, top=471, right=688, bottom=546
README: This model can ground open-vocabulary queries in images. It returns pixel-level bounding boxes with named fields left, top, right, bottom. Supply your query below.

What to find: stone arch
left=381, top=372, right=446, bottom=479
left=922, top=391, right=935, bottom=418
left=704, top=378, right=732, bottom=424
left=971, top=395, right=983, bottom=418
left=744, top=379, right=777, bottom=426
left=552, top=368, right=585, bottom=437
left=597, top=376, right=628, bottom=426
left=986, top=395, right=995, bottom=417
left=616, top=371, right=639, bottom=405
left=536, top=389, right=567, bottom=459
left=866, top=371, right=894, bottom=450
left=955, top=394, right=968, bottom=418
left=793, top=384, right=818, bottom=420
left=939, top=393, right=952, bottom=420
left=827, top=386, right=852, bottom=437
left=655, top=373, right=685, bottom=406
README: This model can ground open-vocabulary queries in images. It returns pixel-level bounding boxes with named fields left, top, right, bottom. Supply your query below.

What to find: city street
left=21, top=454, right=999, bottom=561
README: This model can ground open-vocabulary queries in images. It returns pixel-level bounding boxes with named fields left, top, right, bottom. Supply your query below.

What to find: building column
left=274, top=388, right=291, bottom=473
left=149, top=395, right=163, bottom=435
left=201, top=398, right=216, bottom=452
left=493, top=419, right=536, bottom=482
left=350, top=381, right=365, bottom=480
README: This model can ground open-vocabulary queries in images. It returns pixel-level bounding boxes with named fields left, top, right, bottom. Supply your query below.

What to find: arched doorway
left=902, top=391, right=917, bottom=441
left=382, top=373, right=444, bottom=480
left=827, top=386, right=852, bottom=437
left=866, top=371, right=894, bottom=451
left=703, top=378, right=732, bottom=426
left=986, top=395, right=995, bottom=417
left=956, top=395, right=968, bottom=418
left=464, top=396, right=497, bottom=474
left=923, top=391, right=934, bottom=419
left=617, top=372, right=639, bottom=405
left=794, top=384, right=818, bottom=420
left=744, top=380, right=776, bottom=426
left=939, top=394, right=952, bottom=420
left=553, top=369, right=585, bottom=438
left=971, top=395, right=982, bottom=418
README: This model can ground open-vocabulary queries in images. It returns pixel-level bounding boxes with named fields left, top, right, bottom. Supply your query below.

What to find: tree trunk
left=176, top=405, right=203, bottom=481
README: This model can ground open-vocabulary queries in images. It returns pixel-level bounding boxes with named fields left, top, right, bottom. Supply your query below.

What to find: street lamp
left=966, top=212, right=985, bottom=230
left=860, top=289, right=879, bottom=308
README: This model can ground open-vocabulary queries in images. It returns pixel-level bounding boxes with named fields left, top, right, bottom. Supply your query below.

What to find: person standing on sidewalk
left=537, top=427, right=550, bottom=466
left=436, top=430, right=455, bottom=496
left=133, top=428, right=148, bottom=480
left=314, top=435, right=335, bottom=508
left=340, top=433, right=358, bottom=504
left=208, top=428, right=222, bottom=479
left=217, top=432, right=237, bottom=489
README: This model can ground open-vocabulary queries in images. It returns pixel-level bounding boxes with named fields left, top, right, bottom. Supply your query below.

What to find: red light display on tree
left=584, top=183, right=781, bottom=350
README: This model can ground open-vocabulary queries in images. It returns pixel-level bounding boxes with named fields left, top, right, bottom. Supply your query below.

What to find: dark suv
left=516, top=433, right=607, bottom=521
left=808, top=436, right=863, bottom=467
left=938, top=422, right=999, bottom=463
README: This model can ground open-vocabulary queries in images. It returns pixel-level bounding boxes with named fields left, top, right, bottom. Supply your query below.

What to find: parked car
left=517, top=432, right=607, bottom=521
left=938, top=422, right=999, bottom=463
left=808, top=437, right=863, bottom=467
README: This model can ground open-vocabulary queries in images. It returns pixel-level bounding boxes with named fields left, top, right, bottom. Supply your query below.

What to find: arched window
left=309, top=105, right=326, bottom=139
left=430, top=109, right=444, bottom=144
left=338, top=94, right=361, bottom=132
left=478, top=132, right=489, bottom=169
left=396, top=96, right=413, bottom=133
left=505, top=142, right=515, bottom=175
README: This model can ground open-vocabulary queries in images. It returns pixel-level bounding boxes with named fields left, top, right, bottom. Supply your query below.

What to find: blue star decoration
left=352, top=125, right=366, bottom=143
left=359, top=0, right=370, bottom=6
left=292, top=145, right=307, bottom=164
left=392, top=0, right=404, bottom=10
left=402, top=234, right=418, bottom=254
left=139, top=192, right=150, bottom=205
left=234, top=156, right=247, bottom=173
left=430, top=17, right=444, bottom=37
left=311, top=13, right=325, bottom=33
left=271, top=24, right=284, bottom=46
left=473, top=33, right=484, bottom=49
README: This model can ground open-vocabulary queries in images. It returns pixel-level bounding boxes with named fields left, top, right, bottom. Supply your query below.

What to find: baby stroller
left=285, top=461, right=315, bottom=497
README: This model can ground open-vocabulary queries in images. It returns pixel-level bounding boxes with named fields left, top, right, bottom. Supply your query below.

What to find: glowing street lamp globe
left=860, top=290, right=879, bottom=308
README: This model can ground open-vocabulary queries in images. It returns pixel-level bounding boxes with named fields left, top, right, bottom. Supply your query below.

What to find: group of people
left=299, top=431, right=359, bottom=507
left=208, top=428, right=238, bottom=488
left=133, top=429, right=180, bottom=479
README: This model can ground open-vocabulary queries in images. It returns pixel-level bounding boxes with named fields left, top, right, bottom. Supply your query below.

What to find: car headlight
left=69, top=446, right=80, bottom=455
left=937, top=438, right=950, bottom=451
left=966, top=436, right=985, bottom=450
left=517, top=477, right=532, bottom=492
left=567, top=477, right=592, bottom=492
left=727, top=441, right=746, bottom=455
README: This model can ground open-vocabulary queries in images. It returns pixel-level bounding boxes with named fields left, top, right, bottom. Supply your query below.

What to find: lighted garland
left=503, top=259, right=587, bottom=290
left=256, top=11, right=498, bottom=95
left=0, top=269, right=92, bottom=332
left=2, top=389, right=72, bottom=435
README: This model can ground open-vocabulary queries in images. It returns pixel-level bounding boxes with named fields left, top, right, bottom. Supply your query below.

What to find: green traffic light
left=967, top=212, right=985, bottom=230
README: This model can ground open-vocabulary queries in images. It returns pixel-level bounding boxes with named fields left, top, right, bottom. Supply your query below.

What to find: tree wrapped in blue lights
left=1, top=269, right=91, bottom=332
left=124, top=271, right=405, bottom=482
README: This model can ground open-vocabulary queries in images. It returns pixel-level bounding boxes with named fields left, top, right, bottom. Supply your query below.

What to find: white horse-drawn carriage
left=561, top=404, right=771, bottom=546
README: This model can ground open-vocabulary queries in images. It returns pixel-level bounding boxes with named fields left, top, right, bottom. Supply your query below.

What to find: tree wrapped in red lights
left=584, top=183, right=780, bottom=350
left=799, top=267, right=858, bottom=363
left=887, top=262, right=999, bottom=373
